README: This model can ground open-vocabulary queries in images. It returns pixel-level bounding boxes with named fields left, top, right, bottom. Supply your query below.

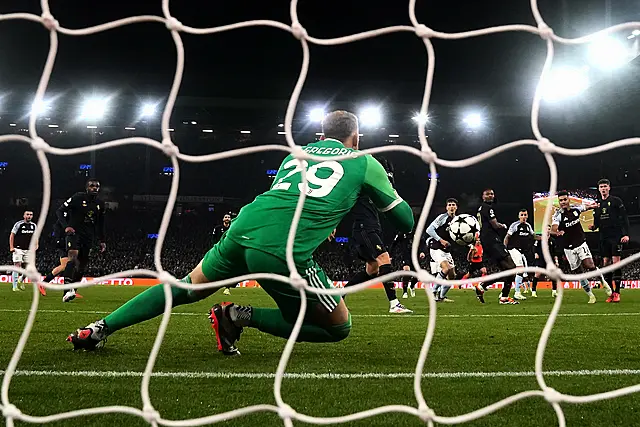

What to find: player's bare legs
left=580, top=257, right=611, bottom=303
left=345, top=252, right=410, bottom=313
left=437, top=260, right=455, bottom=302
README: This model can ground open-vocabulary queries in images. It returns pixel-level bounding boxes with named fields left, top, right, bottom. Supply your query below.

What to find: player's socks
left=532, top=276, right=538, bottom=292
left=439, top=284, right=451, bottom=299
left=604, top=271, right=613, bottom=290
left=103, top=276, right=203, bottom=334
left=501, top=275, right=514, bottom=298
left=612, top=270, right=622, bottom=295
left=378, top=264, right=397, bottom=303
left=514, top=274, right=523, bottom=294
left=343, top=270, right=373, bottom=301
left=580, top=279, right=593, bottom=296
left=11, top=272, right=18, bottom=290
left=232, top=305, right=351, bottom=342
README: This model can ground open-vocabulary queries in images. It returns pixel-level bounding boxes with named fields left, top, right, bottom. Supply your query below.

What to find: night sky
left=1, top=0, right=640, bottom=216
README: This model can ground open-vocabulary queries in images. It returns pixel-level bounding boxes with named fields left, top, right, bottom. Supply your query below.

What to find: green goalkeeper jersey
left=227, top=138, right=414, bottom=262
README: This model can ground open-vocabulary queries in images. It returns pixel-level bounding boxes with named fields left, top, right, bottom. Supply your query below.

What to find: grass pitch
left=1, top=285, right=640, bottom=426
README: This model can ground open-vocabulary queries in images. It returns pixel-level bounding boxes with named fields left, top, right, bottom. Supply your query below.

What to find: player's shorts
left=564, top=242, right=592, bottom=271
left=482, top=239, right=510, bottom=263
left=202, top=234, right=341, bottom=320
left=352, top=228, right=387, bottom=262
left=599, top=235, right=623, bottom=258
left=430, top=249, right=455, bottom=272
left=508, top=248, right=528, bottom=268
left=65, top=234, right=92, bottom=263
left=12, top=249, right=28, bottom=264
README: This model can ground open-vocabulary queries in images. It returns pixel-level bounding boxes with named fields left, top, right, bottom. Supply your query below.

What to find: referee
left=590, top=178, right=630, bottom=303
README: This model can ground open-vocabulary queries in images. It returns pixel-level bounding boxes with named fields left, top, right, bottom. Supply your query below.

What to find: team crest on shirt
left=376, top=245, right=382, bottom=250
left=574, top=211, right=578, bottom=217
left=608, top=201, right=611, bottom=206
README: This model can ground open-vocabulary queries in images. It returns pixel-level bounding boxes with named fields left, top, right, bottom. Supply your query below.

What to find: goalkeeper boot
left=67, top=320, right=107, bottom=351
left=209, top=302, right=242, bottom=356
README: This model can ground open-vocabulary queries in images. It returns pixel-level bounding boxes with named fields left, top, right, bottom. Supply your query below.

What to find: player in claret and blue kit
left=425, top=198, right=459, bottom=302
left=551, top=190, right=611, bottom=303
left=67, top=110, right=415, bottom=355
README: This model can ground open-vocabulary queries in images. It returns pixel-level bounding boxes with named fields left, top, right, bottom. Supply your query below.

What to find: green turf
left=1, top=285, right=640, bottom=426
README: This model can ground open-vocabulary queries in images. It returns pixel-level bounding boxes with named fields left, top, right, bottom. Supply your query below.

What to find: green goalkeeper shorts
left=201, top=234, right=341, bottom=322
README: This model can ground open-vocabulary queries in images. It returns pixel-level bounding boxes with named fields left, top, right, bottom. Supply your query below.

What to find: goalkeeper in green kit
left=67, top=111, right=415, bottom=355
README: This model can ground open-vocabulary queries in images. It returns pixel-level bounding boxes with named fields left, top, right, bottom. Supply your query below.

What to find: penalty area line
left=2, top=369, right=640, bottom=380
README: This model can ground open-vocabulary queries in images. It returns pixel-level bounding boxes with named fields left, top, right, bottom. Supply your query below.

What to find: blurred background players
left=212, top=213, right=236, bottom=295
left=532, top=225, right=559, bottom=297
left=591, top=178, right=630, bottom=302
left=425, top=198, right=459, bottom=302
left=9, top=210, right=38, bottom=292
left=504, top=208, right=537, bottom=301
left=57, top=179, right=106, bottom=302
left=467, top=233, right=487, bottom=303
left=477, top=189, right=518, bottom=304
left=345, top=156, right=412, bottom=314
left=390, top=231, right=422, bottom=300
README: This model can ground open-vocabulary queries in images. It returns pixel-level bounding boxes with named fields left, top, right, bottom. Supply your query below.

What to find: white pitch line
left=2, top=369, right=640, bottom=380
left=1, top=308, right=640, bottom=319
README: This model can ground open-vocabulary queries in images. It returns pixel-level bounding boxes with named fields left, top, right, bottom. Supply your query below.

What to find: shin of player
left=477, top=189, right=518, bottom=304
left=467, top=234, right=487, bottom=303
left=552, top=191, right=612, bottom=303
left=504, top=209, right=536, bottom=301
left=426, top=198, right=458, bottom=302
left=67, top=110, right=415, bottom=354
left=591, top=179, right=629, bottom=303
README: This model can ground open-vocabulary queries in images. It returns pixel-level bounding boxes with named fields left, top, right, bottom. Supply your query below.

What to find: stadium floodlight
left=359, top=106, right=382, bottom=127
left=9, top=123, right=16, bottom=127
left=541, top=66, right=589, bottom=102
left=278, top=123, right=284, bottom=127
left=240, top=130, right=251, bottom=134
left=587, top=36, right=630, bottom=70
left=315, top=132, right=324, bottom=136
left=309, top=108, right=325, bottom=123
left=80, top=97, right=108, bottom=120
left=31, top=99, right=51, bottom=116
left=462, top=112, right=484, bottom=129
left=140, top=102, right=157, bottom=118
left=48, top=124, right=59, bottom=128
left=190, top=121, right=197, bottom=125
left=412, top=112, right=429, bottom=125
left=278, top=131, right=286, bottom=135
left=86, top=125, right=98, bottom=129
left=124, top=127, right=136, bottom=131
left=202, top=129, right=213, bottom=133
left=389, top=134, right=399, bottom=138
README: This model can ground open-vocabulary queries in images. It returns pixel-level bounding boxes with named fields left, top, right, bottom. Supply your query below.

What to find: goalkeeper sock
left=378, top=264, right=397, bottom=303
left=247, top=307, right=351, bottom=343
left=514, top=274, right=523, bottom=293
left=104, top=276, right=203, bottom=334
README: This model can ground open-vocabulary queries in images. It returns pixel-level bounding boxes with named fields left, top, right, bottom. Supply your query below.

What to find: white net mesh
left=2, top=1, right=640, bottom=426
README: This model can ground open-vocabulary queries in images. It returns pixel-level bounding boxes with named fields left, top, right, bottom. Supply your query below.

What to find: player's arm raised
left=361, top=155, right=414, bottom=233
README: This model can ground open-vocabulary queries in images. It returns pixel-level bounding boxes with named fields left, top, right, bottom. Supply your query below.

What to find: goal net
left=2, top=1, right=640, bottom=426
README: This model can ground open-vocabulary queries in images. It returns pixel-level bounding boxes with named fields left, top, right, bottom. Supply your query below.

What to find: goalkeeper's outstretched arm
left=361, top=155, right=414, bottom=233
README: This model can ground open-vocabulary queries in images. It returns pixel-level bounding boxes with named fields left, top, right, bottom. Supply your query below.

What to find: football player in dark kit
left=504, top=209, right=537, bottom=301
left=56, top=179, right=106, bottom=302
left=532, top=225, right=560, bottom=297
left=344, top=156, right=412, bottom=314
left=590, top=179, right=630, bottom=303
left=477, top=188, right=518, bottom=304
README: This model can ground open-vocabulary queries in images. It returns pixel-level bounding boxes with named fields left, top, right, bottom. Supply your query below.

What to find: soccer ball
left=448, top=214, right=480, bottom=245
